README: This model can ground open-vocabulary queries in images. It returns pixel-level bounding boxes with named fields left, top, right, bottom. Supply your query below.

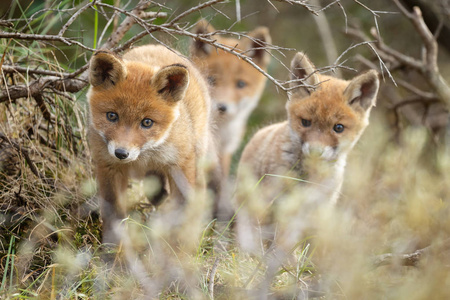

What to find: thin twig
left=208, top=257, right=221, bottom=299
left=58, top=1, right=96, bottom=37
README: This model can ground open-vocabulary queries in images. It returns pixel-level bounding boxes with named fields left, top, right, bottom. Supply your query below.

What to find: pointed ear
left=152, top=64, right=189, bottom=102
left=89, top=51, right=127, bottom=89
left=289, top=52, right=320, bottom=99
left=190, top=19, right=215, bottom=57
left=246, top=26, right=271, bottom=67
left=344, top=70, right=379, bottom=111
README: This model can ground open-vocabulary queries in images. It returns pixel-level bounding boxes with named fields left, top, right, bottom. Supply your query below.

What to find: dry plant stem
left=101, top=0, right=154, bottom=50
left=2, top=65, right=71, bottom=77
left=0, top=0, right=394, bottom=104
left=167, top=0, right=225, bottom=25
left=0, top=32, right=94, bottom=51
left=310, top=0, right=342, bottom=77
left=272, top=0, right=319, bottom=16
left=372, top=238, right=450, bottom=268
left=0, top=75, right=87, bottom=103
left=0, top=132, right=53, bottom=186
left=0, top=0, right=333, bottom=103
left=0, top=1, right=163, bottom=103
left=58, top=0, right=97, bottom=37
left=395, top=78, right=436, bottom=100
left=391, top=96, right=440, bottom=132
left=390, top=0, right=450, bottom=106
left=208, top=257, right=221, bottom=299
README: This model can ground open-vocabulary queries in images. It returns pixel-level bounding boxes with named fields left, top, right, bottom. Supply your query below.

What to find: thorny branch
left=0, top=0, right=392, bottom=104
left=348, top=0, right=450, bottom=108
left=0, top=1, right=169, bottom=103
left=346, top=0, right=450, bottom=140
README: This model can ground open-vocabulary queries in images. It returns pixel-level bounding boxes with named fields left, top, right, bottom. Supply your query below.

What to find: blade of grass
left=9, top=244, right=15, bottom=291
left=0, top=235, right=15, bottom=292
left=91, top=0, right=99, bottom=49
left=197, top=219, right=216, bottom=258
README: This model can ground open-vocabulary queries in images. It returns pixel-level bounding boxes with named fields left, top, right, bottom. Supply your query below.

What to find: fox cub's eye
left=207, top=76, right=216, bottom=86
left=333, top=124, right=345, bottom=133
left=106, top=112, right=118, bottom=122
left=236, top=80, right=247, bottom=89
left=301, top=118, right=311, bottom=127
left=141, top=118, right=154, bottom=128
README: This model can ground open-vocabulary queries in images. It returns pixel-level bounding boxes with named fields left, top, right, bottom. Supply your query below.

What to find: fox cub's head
left=88, top=51, right=188, bottom=162
left=286, top=52, right=379, bottom=161
left=190, top=20, right=271, bottom=120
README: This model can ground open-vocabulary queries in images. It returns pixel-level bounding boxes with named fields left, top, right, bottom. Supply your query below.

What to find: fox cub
left=190, top=20, right=271, bottom=176
left=236, top=52, right=379, bottom=249
left=88, top=45, right=212, bottom=244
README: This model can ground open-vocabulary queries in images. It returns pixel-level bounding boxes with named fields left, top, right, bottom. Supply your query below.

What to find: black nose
left=217, top=103, right=227, bottom=113
left=115, top=148, right=129, bottom=160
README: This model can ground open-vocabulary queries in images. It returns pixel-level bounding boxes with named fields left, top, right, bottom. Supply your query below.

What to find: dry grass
left=3, top=90, right=450, bottom=299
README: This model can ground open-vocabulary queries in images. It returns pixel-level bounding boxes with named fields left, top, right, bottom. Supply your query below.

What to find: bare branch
left=372, top=247, right=426, bottom=268
left=58, top=1, right=96, bottom=37
left=310, top=0, right=342, bottom=77
left=272, top=0, right=319, bottom=16
left=390, top=0, right=450, bottom=107
left=369, top=27, right=423, bottom=70
left=372, top=239, right=450, bottom=268
left=0, top=32, right=94, bottom=51
left=99, top=0, right=160, bottom=50
left=167, top=0, right=225, bottom=26
left=0, top=75, right=88, bottom=103
left=2, top=65, right=71, bottom=77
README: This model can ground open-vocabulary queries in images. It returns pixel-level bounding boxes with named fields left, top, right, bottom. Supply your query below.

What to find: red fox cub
left=236, top=52, right=379, bottom=250
left=87, top=45, right=212, bottom=244
left=190, top=20, right=271, bottom=176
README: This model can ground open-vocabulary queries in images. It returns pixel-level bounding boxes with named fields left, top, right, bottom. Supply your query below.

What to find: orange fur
left=236, top=52, right=379, bottom=252
left=190, top=20, right=271, bottom=176
left=87, top=45, right=212, bottom=244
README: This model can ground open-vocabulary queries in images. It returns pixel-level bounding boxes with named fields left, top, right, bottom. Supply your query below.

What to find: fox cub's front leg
left=96, top=164, right=129, bottom=245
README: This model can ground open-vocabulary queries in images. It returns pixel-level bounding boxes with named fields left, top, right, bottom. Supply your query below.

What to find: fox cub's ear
left=344, top=70, right=379, bottom=112
left=289, top=52, right=320, bottom=99
left=190, top=19, right=215, bottom=56
left=89, top=51, right=127, bottom=89
left=152, top=64, right=189, bottom=102
left=246, top=27, right=271, bottom=67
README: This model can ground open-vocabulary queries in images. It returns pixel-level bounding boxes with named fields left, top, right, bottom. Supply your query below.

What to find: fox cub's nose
left=115, top=148, right=129, bottom=160
left=217, top=103, right=227, bottom=113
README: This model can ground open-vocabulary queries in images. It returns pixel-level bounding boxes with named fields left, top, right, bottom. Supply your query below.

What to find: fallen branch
left=372, top=238, right=450, bottom=268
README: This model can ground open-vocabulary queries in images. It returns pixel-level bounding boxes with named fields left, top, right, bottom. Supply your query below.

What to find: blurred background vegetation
left=1, top=0, right=450, bottom=298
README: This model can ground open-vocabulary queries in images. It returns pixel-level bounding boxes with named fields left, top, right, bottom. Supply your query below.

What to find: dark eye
left=236, top=80, right=247, bottom=89
left=141, top=118, right=154, bottom=128
left=207, top=76, right=216, bottom=86
left=301, top=118, right=311, bottom=127
left=106, top=112, right=118, bottom=122
left=333, top=124, right=344, bottom=133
